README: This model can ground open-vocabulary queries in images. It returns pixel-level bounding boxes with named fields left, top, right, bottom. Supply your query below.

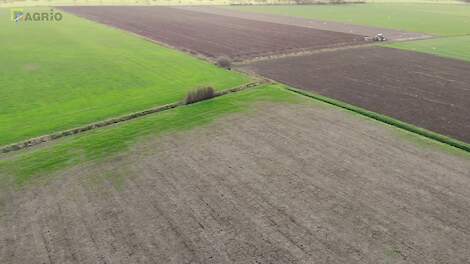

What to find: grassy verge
left=0, top=7, right=249, bottom=146
left=385, top=35, right=470, bottom=63
left=0, top=85, right=301, bottom=186
left=230, top=3, right=470, bottom=36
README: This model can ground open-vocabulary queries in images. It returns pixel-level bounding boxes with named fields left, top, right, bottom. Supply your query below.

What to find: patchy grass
left=386, top=35, right=470, bottom=63
left=0, top=7, right=249, bottom=146
left=230, top=3, right=470, bottom=36
left=0, top=85, right=301, bottom=186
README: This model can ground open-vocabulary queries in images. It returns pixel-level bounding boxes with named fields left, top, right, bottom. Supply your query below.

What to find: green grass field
left=385, top=35, right=470, bottom=63
left=230, top=3, right=470, bottom=36
left=0, top=84, right=302, bottom=186
left=0, top=8, right=249, bottom=147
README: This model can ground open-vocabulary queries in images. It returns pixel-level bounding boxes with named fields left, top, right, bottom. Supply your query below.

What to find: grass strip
left=230, top=3, right=470, bottom=36
left=385, top=35, right=470, bottom=63
left=285, top=87, right=470, bottom=153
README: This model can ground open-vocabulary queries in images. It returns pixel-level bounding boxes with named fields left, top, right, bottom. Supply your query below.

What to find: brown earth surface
left=178, top=6, right=431, bottom=41
left=240, top=47, right=470, bottom=143
left=60, top=6, right=366, bottom=61
left=1, top=102, right=469, bottom=264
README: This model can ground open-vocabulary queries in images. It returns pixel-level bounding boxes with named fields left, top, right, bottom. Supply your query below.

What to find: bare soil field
left=178, top=6, right=430, bottom=41
left=60, top=6, right=366, bottom=61
left=240, top=47, right=470, bottom=143
left=1, top=102, right=469, bottom=264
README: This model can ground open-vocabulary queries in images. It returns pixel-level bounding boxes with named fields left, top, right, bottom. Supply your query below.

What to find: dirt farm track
left=1, top=103, right=469, bottom=264
left=60, top=6, right=366, bottom=61
left=241, top=47, right=470, bottom=143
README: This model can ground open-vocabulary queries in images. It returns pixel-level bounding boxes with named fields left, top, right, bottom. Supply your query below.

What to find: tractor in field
left=373, top=33, right=387, bottom=42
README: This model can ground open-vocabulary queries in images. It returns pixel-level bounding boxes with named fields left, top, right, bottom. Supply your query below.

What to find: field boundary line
left=285, top=87, right=470, bottom=153
left=0, top=80, right=268, bottom=154
left=235, top=34, right=436, bottom=66
left=235, top=43, right=376, bottom=65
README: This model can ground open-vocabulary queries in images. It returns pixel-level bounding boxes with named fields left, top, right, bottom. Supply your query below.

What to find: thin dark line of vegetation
left=286, top=87, right=470, bottom=153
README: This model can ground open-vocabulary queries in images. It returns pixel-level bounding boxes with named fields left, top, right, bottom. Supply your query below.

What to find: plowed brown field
left=60, top=6, right=365, bottom=61
left=1, top=102, right=469, bottom=263
left=240, top=47, right=470, bottom=143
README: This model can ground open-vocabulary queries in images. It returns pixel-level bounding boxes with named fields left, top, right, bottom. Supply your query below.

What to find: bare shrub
left=185, top=87, right=216, bottom=105
left=216, top=56, right=232, bottom=69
